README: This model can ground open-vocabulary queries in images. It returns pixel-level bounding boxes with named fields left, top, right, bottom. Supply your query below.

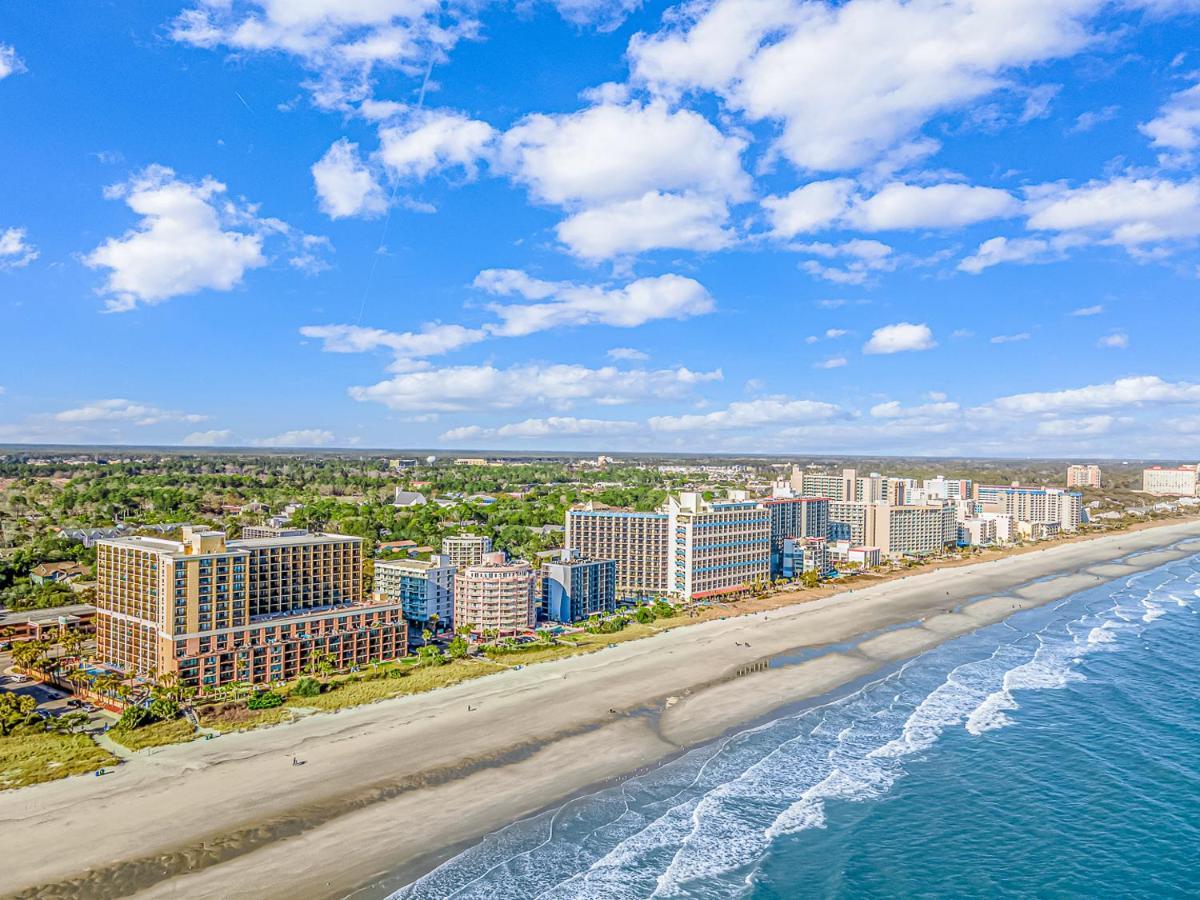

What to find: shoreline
left=3, top=519, right=1200, bottom=900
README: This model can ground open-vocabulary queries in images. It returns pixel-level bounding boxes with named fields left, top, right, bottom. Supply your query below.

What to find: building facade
left=454, top=552, right=536, bottom=635
left=1142, top=465, right=1199, bottom=496
left=761, top=493, right=831, bottom=577
left=374, top=554, right=455, bottom=628
left=978, top=485, right=1083, bottom=531
left=667, top=493, right=770, bottom=599
left=780, top=536, right=833, bottom=578
left=1066, top=464, right=1102, bottom=489
left=440, top=533, right=494, bottom=568
left=565, top=504, right=670, bottom=598
left=95, top=527, right=405, bottom=692
left=541, top=554, right=617, bottom=623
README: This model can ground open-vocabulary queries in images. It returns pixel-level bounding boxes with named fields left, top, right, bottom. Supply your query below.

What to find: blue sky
left=2, top=0, right=1200, bottom=457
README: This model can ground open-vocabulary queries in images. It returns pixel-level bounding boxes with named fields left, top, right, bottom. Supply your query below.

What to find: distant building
left=240, top=525, right=309, bottom=540
left=830, top=501, right=956, bottom=558
left=454, top=458, right=489, bottom=466
left=565, top=504, right=670, bottom=599
left=374, top=554, right=455, bottom=628
left=388, top=458, right=418, bottom=470
left=95, top=527, right=405, bottom=691
left=541, top=553, right=616, bottom=623
left=29, top=561, right=89, bottom=585
left=441, top=534, right=493, bottom=568
left=393, top=489, right=428, bottom=508
left=454, top=552, right=536, bottom=636
left=1066, top=464, right=1102, bottom=489
left=1142, top=465, right=1199, bottom=496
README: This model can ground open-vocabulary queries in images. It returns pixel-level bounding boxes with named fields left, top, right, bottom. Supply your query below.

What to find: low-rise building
left=780, top=536, right=833, bottom=578
left=29, top=561, right=89, bottom=585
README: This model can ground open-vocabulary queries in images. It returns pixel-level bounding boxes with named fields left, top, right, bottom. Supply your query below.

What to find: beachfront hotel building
left=374, top=554, right=455, bottom=629
left=1142, top=465, right=1199, bottom=496
left=977, top=484, right=1083, bottom=532
left=94, top=527, right=405, bottom=691
left=454, top=552, right=536, bottom=636
left=565, top=503, right=670, bottom=599
left=761, top=489, right=831, bottom=577
left=441, top=533, right=493, bottom=568
left=541, top=552, right=617, bottom=623
left=667, top=493, right=771, bottom=599
left=830, top=501, right=956, bottom=558
left=1066, top=464, right=1103, bottom=489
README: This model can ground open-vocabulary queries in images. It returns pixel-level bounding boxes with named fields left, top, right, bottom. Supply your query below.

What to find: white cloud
left=958, top=234, right=1085, bottom=273
left=1026, top=176, right=1200, bottom=248
left=550, top=0, right=642, bottom=29
left=863, top=322, right=936, bottom=354
left=312, top=138, right=387, bottom=219
left=1140, top=82, right=1200, bottom=160
left=252, top=429, right=336, bottom=447
left=796, top=239, right=894, bottom=284
left=441, top=416, right=639, bottom=441
left=648, top=396, right=839, bottom=432
left=0, top=43, right=25, bottom=79
left=990, top=332, right=1031, bottom=344
left=181, top=429, right=233, bottom=446
left=350, top=363, right=722, bottom=412
left=762, top=179, right=854, bottom=237
left=85, top=165, right=321, bottom=312
left=1098, top=332, right=1129, bottom=349
left=869, top=399, right=960, bottom=418
left=170, top=1, right=472, bottom=110
left=300, top=322, right=487, bottom=362
left=0, top=227, right=38, bottom=269
left=607, top=347, right=649, bottom=361
left=846, top=182, right=1020, bottom=231
left=1071, top=304, right=1103, bottom=316
left=1034, top=415, right=1114, bottom=436
left=555, top=191, right=733, bottom=260
left=475, top=270, right=715, bottom=336
left=497, top=100, right=749, bottom=207
left=990, top=375, right=1200, bottom=414
left=630, top=0, right=1107, bottom=171
left=378, top=108, right=496, bottom=180
left=763, top=180, right=1017, bottom=238
left=1068, top=105, right=1119, bottom=134
left=54, top=399, right=207, bottom=427
left=815, top=356, right=847, bottom=369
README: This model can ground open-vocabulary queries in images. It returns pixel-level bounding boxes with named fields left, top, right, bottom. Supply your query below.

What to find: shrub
left=116, top=705, right=154, bottom=730
left=634, top=606, right=656, bottom=624
left=291, top=677, right=323, bottom=697
left=247, top=691, right=284, bottom=709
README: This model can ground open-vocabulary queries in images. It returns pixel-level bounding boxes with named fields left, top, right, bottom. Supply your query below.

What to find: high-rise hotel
left=95, top=526, right=406, bottom=691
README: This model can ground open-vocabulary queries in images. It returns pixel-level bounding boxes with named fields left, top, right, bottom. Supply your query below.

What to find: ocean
left=391, top=547, right=1200, bottom=899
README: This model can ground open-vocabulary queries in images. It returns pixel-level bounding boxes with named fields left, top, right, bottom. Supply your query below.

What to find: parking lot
left=1, top=650, right=118, bottom=731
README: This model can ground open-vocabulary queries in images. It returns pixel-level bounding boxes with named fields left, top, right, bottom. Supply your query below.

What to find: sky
left=2, top=0, right=1200, bottom=458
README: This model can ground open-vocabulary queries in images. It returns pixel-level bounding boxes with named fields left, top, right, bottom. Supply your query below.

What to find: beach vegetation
left=246, top=690, right=284, bottom=709
left=292, top=676, right=322, bottom=697
left=284, top=658, right=505, bottom=711
left=0, top=730, right=116, bottom=790
left=108, top=716, right=196, bottom=751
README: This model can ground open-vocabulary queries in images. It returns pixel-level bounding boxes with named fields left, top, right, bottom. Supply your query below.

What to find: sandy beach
left=4, top=519, right=1200, bottom=900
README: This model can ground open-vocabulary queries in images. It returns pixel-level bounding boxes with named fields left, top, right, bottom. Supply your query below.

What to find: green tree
left=0, top=693, right=40, bottom=735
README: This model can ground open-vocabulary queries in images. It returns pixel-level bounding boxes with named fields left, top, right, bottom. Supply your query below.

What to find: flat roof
left=228, top=532, right=362, bottom=549
left=0, top=603, right=96, bottom=625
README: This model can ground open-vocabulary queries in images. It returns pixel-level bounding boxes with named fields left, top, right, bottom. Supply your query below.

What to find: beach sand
left=4, top=520, right=1200, bottom=900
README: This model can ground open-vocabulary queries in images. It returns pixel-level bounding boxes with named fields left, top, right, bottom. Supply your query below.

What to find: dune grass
left=108, top=717, right=197, bottom=752
left=482, top=623, right=662, bottom=666
left=198, top=705, right=293, bottom=733
left=287, top=659, right=506, bottom=711
left=0, top=731, right=117, bottom=790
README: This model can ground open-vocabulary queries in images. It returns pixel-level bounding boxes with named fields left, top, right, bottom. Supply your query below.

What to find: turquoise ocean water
left=392, top=547, right=1200, bottom=899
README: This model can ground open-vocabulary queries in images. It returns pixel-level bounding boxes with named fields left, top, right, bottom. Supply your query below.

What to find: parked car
left=11, top=674, right=29, bottom=683
left=81, top=703, right=98, bottom=713
left=67, top=699, right=83, bottom=708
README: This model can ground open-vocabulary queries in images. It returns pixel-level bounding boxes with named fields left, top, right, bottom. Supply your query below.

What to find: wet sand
left=3, top=520, right=1200, bottom=900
